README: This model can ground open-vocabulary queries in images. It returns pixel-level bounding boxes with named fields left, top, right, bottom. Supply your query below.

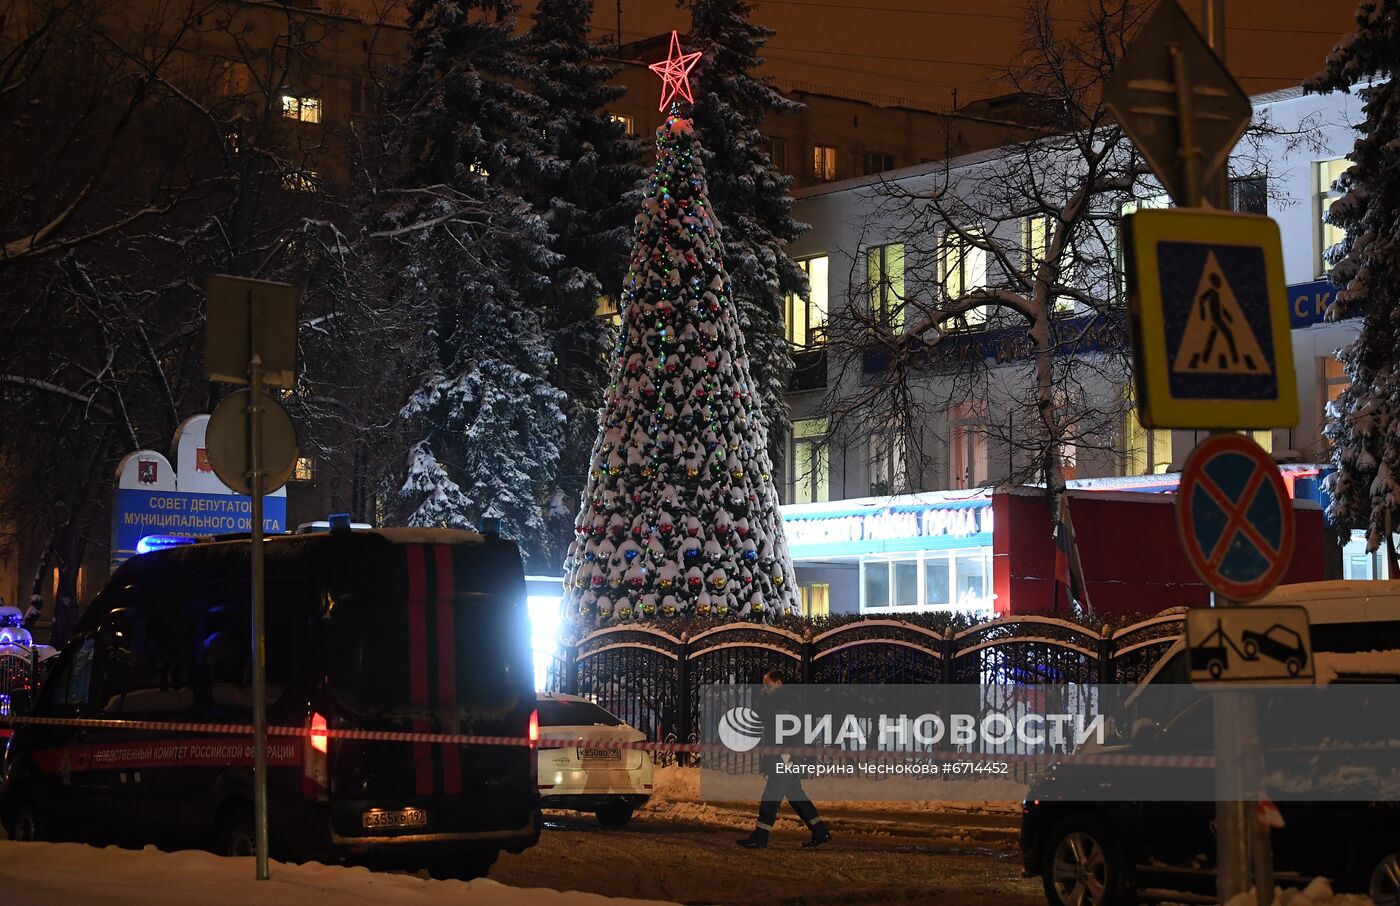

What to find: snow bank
left=0, top=842, right=678, bottom=906
left=1220, top=877, right=1373, bottom=906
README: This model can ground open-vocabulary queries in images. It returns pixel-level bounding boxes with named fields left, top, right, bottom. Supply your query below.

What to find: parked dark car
left=1020, top=582, right=1400, bottom=906
left=0, top=527, right=541, bottom=880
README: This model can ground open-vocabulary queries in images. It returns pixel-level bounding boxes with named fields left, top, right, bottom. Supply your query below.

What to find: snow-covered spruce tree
left=526, top=0, right=647, bottom=564
left=388, top=0, right=565, bottom=561
left=562, top=106, right=799, bottom=626
left=1307, top=2, right=1400, bottom=553
left=397, top=0, right=545, bottom=192
left=684, top=0, right=808, bottom=474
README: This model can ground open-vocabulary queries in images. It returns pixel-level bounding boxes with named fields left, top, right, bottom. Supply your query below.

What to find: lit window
left=293, top=457, right=316, bottom=481
left=608, top=113, right=635, bottom=136
left=867, top=243, right=905, bottom=333
left=785, top=256, right=829, bottom=347
left=281, top=169, right=320, bottom=193
left=860, top=550, right=993, bottom=614
left=281, top=94, right=322, bottom=124
left=1022, top=214, right=1051, bottom=278
left=790, top=418, right=829, bottom=504
left=221, top=61, right=252, bottom=98
left=1316, top=157, right=1351, bottom=276
left=1249, top=429, right=1274, bottom=455
left=1123, top=409, right=1171, bottom=475
left=869, top=421, right=906, bottom=496
left=800, top=583, right=829, bottom=618
left=949, top=402, right=988, bottom=489
left=595, top=295, right=620, bottom=326
left=938, top=228, right=988, bottom=328
left=812, top=144, right=837, bottom=181
left=1322, top=356, right=1350, bottom=421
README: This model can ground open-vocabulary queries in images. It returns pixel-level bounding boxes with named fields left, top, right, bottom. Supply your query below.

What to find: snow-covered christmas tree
left=1307, top=2, right=1400, bottom=555
left=563, top=34, right=798, bottom=625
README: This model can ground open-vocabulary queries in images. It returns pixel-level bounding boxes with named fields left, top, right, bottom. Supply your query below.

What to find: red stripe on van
left=434, top=545, right=462, bottom=795
left=405, top=543, right=434, bottom=796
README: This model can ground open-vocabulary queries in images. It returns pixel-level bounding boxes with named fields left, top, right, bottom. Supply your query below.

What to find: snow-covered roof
left=780, top=488, right=990, bottom=519
left=1259, top=580, right=1400, bottom=625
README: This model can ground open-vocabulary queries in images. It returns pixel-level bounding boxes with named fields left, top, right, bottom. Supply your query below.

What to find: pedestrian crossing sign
left=1123, top=208, right=1297, bottom=429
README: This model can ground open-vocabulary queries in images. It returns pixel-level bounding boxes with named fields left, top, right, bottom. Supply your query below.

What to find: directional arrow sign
left=1104, top=0, right=1251, bottom=207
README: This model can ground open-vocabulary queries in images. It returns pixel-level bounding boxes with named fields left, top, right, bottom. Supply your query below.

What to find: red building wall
left=991, top=489, right=1325, bottom=618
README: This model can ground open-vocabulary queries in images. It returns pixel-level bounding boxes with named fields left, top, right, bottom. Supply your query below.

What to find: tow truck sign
left=1185, top=605, right=1313, bottom=685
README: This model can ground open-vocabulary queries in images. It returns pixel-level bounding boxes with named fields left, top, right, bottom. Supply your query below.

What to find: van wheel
left=6, top=794, right=44, bottom=842
left=596, top=804, right=634, bottom=829
left=1041, top=814, right=1133, bottom=906
left=215, top=805, right=256, bottom=858
left=425, top=850, right=498, bottom=881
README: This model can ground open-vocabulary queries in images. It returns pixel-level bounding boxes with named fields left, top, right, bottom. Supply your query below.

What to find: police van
left=0, top=526, right=541, bottom=879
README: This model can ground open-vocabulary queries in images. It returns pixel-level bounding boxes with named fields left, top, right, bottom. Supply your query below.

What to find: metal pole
left=1210, top=585, right=1251, bottom=902
left=1201, top=0, right=1226, bottom=60
left=249, top=338, right=270, bottom=878
left=1169, top=45, right=1202, bottom=208
left=1200, top=0, right=1230, bottom=210
left=1242, top=697, right=1275, bottom=905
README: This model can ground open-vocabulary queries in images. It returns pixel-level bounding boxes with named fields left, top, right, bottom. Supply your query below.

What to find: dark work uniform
left=740, top=686, right=830, bottom=847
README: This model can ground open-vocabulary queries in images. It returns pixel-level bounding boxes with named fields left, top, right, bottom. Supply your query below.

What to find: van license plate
left=578, top=747, right=621, bottom=761
left=362, top=808, right=428, bottom=829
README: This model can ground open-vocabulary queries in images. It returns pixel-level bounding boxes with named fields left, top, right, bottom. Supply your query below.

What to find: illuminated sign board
left=783, top=501, right=992, bottom=559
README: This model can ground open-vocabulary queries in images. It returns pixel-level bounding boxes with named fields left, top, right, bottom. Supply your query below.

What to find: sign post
left=204, top=275, right=300, bottom=881
left=1109, top=4, right=1291, bottom=901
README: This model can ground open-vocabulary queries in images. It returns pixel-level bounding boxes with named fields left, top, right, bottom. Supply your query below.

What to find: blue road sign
left=1177, top=434, right=1296, bottom=601
left=1123, top=209, right=1297, bottom=428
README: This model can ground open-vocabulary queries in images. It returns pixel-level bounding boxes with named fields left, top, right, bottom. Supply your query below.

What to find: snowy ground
left=0, top=842, right=678, bottom=906
left=0, top=766, right=1368, bottom=904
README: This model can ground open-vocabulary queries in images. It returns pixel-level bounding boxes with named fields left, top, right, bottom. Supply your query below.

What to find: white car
left=536, top=693, right=653, bottom=828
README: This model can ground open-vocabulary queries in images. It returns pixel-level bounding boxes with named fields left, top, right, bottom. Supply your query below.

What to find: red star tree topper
left=648, top=31, right=702, bottom=112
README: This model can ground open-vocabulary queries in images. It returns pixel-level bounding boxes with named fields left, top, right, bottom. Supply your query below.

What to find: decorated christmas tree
left=563, top=34, right=798, bottom=625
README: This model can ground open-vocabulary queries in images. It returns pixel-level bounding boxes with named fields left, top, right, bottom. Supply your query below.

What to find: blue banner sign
left=864, top=313, right=1126, bottom=375
left=1288, top=279, right=1342, bottom=329
left=112, top=488, right=287, bottom=565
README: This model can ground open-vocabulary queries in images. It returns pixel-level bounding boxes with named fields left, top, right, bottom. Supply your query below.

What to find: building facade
left=775, top=85, right=1370, bottom=618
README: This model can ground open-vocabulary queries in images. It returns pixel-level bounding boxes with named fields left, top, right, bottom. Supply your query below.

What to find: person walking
left=736, top=668, right=832, bottom=849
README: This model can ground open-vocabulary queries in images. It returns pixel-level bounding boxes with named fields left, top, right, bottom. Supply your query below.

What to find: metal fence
left=545, top=613, right=1185, bottom=767
left=0, top=647, right=53, bottom=717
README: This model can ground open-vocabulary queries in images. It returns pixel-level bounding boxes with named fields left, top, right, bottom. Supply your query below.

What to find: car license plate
left=362, top=807, right=428, bottom=830
left=578, top=747, right=622, bottom=761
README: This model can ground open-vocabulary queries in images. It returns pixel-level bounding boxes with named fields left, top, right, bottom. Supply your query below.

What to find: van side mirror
left=1130, top=717, right=1161, bottom=749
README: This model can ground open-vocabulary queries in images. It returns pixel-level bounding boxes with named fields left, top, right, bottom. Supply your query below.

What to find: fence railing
left=545, top=613, right=1186, bottom=764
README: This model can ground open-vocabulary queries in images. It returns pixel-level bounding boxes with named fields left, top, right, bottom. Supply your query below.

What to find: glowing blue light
left=136, top=534, right=197, bottom=555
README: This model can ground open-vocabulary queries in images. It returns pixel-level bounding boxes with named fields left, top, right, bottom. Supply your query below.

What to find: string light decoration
left=561, top=43, right=799, bottom=627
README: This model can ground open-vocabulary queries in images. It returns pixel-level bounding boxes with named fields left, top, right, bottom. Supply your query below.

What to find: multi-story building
left=774, top=85, right=1369, bottom=618
left=607, top=34, right=1042, bottom=191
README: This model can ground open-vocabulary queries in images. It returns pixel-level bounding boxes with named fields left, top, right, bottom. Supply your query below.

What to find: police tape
left=0, top=713, right=1216, bottom=769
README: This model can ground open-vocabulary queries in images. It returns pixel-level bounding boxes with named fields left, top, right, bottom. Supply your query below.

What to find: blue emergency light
left=136, top=534, right=198, bottom=555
